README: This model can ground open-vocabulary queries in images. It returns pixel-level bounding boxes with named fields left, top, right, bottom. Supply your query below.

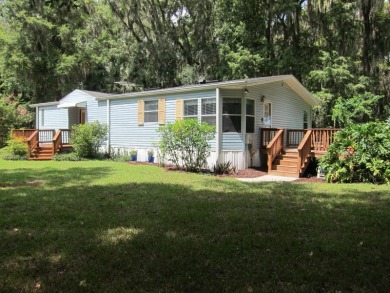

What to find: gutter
left=29, top=101, right=59, bottom=108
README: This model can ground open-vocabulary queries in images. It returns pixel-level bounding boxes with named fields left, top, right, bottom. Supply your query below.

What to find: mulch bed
left=127, top=161, right=326, bottom=182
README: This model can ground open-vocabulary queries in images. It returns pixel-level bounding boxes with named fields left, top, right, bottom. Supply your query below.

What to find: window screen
left=223, top=98, right=242, bottom=132
left=184, top=100, right=198, bottom=117
left=201, top=98, right=216, bottom=126
left=144, top=100, right=158, bottom=122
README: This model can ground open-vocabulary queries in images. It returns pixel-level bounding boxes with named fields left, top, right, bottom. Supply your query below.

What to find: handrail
left=286, top=129, right=306, bottom=147
left=266, top=129, right=284, bottom=172
left=297, top=129, right=313, bottom=175
left=260, top=128, right=279, bottom=149
left=60, top=129, right=72, bottom=144
left=52, top=130, right=62, bottom=155
left=27, top=130, right=39, bottom=159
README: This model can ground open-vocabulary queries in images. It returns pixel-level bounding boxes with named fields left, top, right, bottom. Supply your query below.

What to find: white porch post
left=242, top=89, right=247, bottom=169
left=107, top=99, right=110, bottom=151
left=36, top=107, right=39, bottom=129
left=216, top=88, right=221, bottom=162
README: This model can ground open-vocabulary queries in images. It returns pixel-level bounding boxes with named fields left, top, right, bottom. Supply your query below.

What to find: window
left=303, top=110, right=308, bottom=129
left=183, top=98, right=216, bottom=126
left=144, top=100, right=158, bottom=123
left=184, top=99, right=198, bottom=119
left=263, top=102, right=272, bottom=128
left=201, top=98, right=216, bottom=126
left=223, top=98, right=241, bottom=132
left=246, top=99, right=255, bottom=133
left=40, top=109, right=44, bottom=126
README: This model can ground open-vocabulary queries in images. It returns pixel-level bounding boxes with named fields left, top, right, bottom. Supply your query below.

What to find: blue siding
left=222, top=133, right=243, bottom=151
left=39, top=106, right=68, bottom=130
left=97, top=101, right=107, bottom=124
left=109, top=90, right=216, bottom=150
left=60, top=90, right=100, bottom=123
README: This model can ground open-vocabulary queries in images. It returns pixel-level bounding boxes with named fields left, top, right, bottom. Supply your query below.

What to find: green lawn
left=0, top=160, right=389, bottom=292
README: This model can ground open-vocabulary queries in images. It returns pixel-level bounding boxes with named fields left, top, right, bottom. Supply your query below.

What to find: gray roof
left=78, top=90, right=111, bottom=98
left=97, top=75, right=319, bottom=106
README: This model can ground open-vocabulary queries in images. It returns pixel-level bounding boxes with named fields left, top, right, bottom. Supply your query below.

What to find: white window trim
left=222, top=97, right=242, bottom=133
left=246, top=98, right=255, bottom=134
left=183, top=98, right=199, bottom=120
left=144, top=100, right=158, bottom=123
left=201, top=98, right=216, bottom=124
left=183, top=97, right=216, bottom=125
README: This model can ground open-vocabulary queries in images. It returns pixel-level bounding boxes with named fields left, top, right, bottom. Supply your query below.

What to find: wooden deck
left=260, top=128, right=340, bottom=178
left=12, top=129, right=73, bottom=160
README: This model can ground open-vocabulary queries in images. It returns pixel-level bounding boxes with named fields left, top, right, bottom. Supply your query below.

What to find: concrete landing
left=237, top=175, right=297, bottom=183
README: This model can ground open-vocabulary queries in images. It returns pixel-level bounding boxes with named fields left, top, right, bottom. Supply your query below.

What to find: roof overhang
left=57, top=101, right=87, bottom=108
left=29, top=101, right=59, bottom=108
left=96, top=75, right=320, bottom=107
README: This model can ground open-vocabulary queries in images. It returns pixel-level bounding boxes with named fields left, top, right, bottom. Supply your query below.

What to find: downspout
left=216, top=88, right=221, bottom=162
left=107, top=99, right=110, bottom=153
left=242, top=89, right=247, bottom=169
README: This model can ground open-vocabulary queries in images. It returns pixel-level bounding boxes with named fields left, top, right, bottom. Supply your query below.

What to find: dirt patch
left=233, top=167, right=268, bottom=178
left=126, top=162, right=325, bottom=182
left=0, top=180, right=44, bottom=188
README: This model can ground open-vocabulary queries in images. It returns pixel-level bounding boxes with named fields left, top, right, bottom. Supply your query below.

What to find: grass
left=0, top=159, right=389, bottom=292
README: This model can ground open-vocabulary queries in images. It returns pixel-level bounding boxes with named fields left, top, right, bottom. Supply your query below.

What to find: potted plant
left=130, top=149, right=137, bottom=161
left=147, top=149, right=154, bottom=163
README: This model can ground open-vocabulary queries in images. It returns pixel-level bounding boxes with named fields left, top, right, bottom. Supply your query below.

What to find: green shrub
left=213, top=161, right=235, bottom=175
left=71, top=122, right=108, bottom=158
left=111, top=154, right=131, bottom=162
left=0, top=139, right=28, bottom=160
left=157, top=119, right=215, bottom=172
left=320, top=122, right=390, bottom=184
left=53, top=152, right=84, bottom=161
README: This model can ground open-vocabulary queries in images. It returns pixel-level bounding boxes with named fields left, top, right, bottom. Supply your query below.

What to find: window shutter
left=158, top=98, right=166, bottom=125
left=138, top=100, right=144, bottom=126
left=176, top=99, right=183, bottom=121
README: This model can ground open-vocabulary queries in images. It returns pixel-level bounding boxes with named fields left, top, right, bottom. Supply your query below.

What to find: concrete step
left=269, top=170, right=300, bottom=178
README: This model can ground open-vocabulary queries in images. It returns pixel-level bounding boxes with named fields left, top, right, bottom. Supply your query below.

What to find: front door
left=79, top=109, right=86, bottom=124
left=263, top=101, right=272, bottom=128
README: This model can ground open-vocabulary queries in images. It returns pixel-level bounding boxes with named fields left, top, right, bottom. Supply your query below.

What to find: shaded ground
left=1, top=160, right=389, bottom=292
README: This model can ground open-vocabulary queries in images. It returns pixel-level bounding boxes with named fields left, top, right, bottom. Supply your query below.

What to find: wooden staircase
left=269, top=148, right=308, bottom=178
left=30, top=145, right=54, bottom=160
left=265, top=129, right=313, bottom=178
left=21, top=129, right=73, bottom=161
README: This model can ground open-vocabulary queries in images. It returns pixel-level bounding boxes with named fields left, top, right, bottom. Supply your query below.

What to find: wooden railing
left=38, top=130, right=55, bottom=143
left=60, top=129, right=72, bottom=144
left=297, top=130, right=313, bottom=175
left=52, top=130, right=62, bottom=155
left=260, top=128, right=279, bottom=149
left=12, top=129, right=37, bottom=141
left=311, top=128, right=341, bottom=152
left=266, top=129, right=284, bottom=172
left=287, top=129, right=306, bottom=147
left=27, top=130, right=39, bottom=159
